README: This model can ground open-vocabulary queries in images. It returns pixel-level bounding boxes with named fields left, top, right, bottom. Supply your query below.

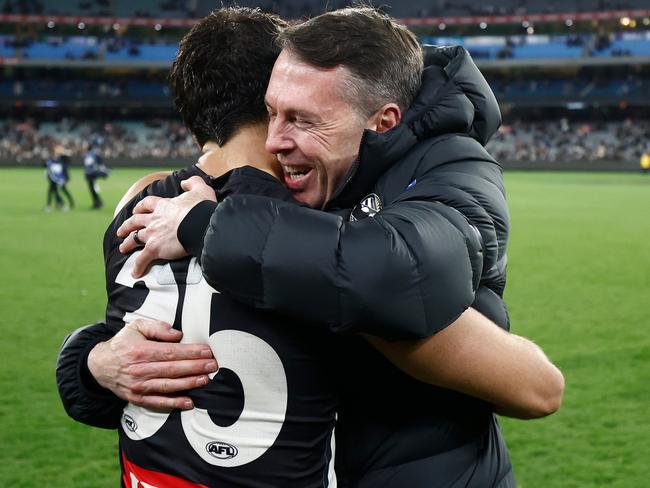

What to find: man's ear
left=367, top=103, right=402, bottom=133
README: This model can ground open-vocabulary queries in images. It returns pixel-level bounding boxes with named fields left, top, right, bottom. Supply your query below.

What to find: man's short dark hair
left=278, top=6, right=423, bottom=116
left=170, top=8, right=286, bottom=147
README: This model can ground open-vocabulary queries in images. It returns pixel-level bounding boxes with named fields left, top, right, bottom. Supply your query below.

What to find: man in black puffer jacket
left=187, top=44, right=509, bottom=341
left=176, top=36, right=515, bottom=488
left=92, top=7, right=564, bottom=487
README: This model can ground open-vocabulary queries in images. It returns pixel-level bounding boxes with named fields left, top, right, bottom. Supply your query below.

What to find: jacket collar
left=326, top=45, right=501, bottom=210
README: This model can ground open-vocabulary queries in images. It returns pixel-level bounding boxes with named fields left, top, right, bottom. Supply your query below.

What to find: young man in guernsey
left=60, top=9, right=339, bottom=487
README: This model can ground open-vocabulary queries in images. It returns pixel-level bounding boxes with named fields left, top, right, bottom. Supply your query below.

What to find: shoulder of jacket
left=413, top=134, right=499, bottom=172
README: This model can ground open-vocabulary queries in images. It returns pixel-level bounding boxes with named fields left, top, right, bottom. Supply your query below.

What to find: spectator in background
left=83, top=138, right=109, bottom=209
left=56, top=145, right=75, bottom=209
left=641, top=152, right=650, bottom=173
left=44, top=144, right=74, bottom=212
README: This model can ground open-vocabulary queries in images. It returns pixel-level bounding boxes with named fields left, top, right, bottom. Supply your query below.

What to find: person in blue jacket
left=44, top=145, right=74, bottom=211
left=83, top=138, right=109, bottom=209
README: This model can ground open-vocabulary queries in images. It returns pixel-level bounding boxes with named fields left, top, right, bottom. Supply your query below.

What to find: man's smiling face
left=264, top=50, right=371, bottom=209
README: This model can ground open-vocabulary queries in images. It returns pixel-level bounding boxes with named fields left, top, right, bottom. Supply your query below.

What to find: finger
left=137, top=341, right=215, bottom=362
left=129, top=319, right=182, bottom=342
left=128, top=393, right=194, bottom=411
left=133, top=375, right=210, bottom=395
left=133, top=359, right=218, bottom=380
left=180, top=176, right=207, bottom=192
left=131, top=242, right=157, bottom=278
left=132, top=195, right=163, bottom=215
left=119, top=226, right=150, bottom=254
left=117, top=213, right=152, bottom=238
left=181, top=176, right=217, bottom=201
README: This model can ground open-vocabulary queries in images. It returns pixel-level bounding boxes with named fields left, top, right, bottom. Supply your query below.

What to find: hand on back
left=87, top=318, right=218, bottom=411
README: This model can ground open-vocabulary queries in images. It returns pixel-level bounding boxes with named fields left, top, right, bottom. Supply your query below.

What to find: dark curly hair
left=169, top=7, right=287, bottom=147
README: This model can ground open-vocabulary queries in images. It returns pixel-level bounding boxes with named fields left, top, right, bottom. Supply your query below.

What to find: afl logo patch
left=122, top=414, right=137, bottom=433
left=206, top=441, right=239, bottom=460
left=350, top=193, right=382, bottom=221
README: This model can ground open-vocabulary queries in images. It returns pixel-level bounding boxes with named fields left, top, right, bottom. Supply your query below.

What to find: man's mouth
left=282, top=165, right=313, bottom=191
left=284, top=165, right=310, bottom=179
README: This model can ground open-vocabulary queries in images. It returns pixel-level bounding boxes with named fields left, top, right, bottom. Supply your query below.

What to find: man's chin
left=291, top=190, right=322, bottom=209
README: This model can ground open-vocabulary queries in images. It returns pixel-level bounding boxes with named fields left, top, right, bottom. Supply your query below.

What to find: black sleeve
left=55, top=322, right=126, bottom=429
left=472, top=286, right=510, bottom=331
left=192, top=156, right=507, bottom=340
left=178, top=166, right=300, bottom=261
left=199, top=195, right=482, bottom=340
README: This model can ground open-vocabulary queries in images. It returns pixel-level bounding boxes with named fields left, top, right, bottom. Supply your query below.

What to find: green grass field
left=1, top=168, right=648, bottom=487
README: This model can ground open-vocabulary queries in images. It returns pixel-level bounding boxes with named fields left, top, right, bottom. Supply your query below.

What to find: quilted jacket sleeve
left=55, top=322, right=125, bottom=429
left=198, top=154, right=506, bottom=340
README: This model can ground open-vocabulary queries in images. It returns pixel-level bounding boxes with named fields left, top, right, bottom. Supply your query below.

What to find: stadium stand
left=4, top=0, right=650, bottom=18
left=3, top=31, right=650, bottom=65
left=0, top=118, right=196, bottom=162
left=1, top=0, right=649, bottom=170
left=486, top=118, right=650, bottom=164
left=3, top=115, right=648, bottom=167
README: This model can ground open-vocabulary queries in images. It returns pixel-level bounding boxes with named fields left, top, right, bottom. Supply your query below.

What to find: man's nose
left=265, top=118, right=295, bottom=155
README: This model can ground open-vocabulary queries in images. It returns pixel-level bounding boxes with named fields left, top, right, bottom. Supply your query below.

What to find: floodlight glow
left=620, top=17, right=631, bottom=26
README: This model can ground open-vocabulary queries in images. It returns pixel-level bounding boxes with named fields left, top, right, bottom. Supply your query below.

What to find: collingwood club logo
left=350, top=193, right=383, bottom=221
left=206, top=441, right=239, bottom=460
left=122, top=414, right=137, bottom=433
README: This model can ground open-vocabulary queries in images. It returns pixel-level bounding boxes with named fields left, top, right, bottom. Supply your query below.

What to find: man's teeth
left=285, top=166, right=310, bottom=179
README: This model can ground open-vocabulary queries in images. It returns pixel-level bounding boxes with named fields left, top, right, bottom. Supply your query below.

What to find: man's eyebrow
left=294, top=109, right=321, bottom=122
left=263, top=99, right=321, bottom=122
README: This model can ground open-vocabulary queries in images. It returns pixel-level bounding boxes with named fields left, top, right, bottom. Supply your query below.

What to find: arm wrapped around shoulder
left=200, top=194, right=484, bottom=340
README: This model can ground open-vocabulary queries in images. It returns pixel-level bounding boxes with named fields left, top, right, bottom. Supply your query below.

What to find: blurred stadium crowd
left=0, top=118, right=196, bottom=162
left=2, top=0, right=650, bottom=168
left=3, top=69, right=647, bottom=104
left=3, top=116, right=648, bottom=165
left=487, top=118, right=650, bottom=163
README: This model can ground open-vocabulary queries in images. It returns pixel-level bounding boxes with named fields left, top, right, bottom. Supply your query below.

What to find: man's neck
left=197, top=124, right=281, bottom=180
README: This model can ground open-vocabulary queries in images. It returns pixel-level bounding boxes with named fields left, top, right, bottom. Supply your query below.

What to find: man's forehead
left=287, top=50, right=351, bottom=77
left=267, top=50, right=349, bottom=99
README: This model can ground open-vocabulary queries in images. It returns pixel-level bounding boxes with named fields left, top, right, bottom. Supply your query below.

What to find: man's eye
left=294, top=118, right=311, bottom=127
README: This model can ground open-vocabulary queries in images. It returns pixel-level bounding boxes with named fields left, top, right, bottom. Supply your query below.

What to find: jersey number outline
left=115, top=252, right=288, bottom=467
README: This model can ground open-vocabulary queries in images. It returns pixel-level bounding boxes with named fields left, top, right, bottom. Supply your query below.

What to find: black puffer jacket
left=182, top=45, right=509, bottom=340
